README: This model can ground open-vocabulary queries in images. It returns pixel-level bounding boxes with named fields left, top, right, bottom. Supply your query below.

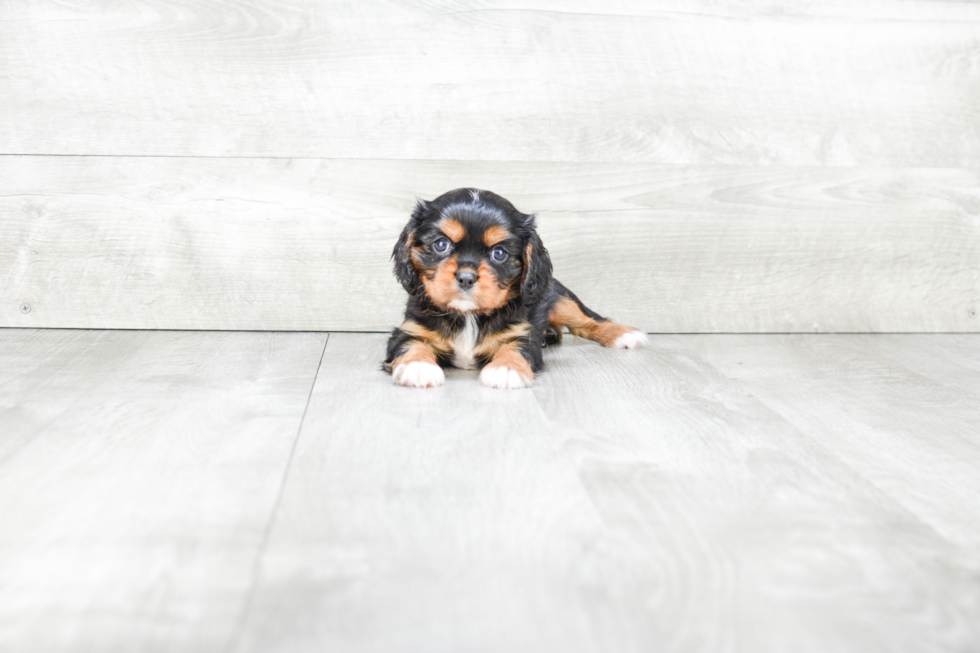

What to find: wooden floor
left=1, top=329, right=978, bottom=653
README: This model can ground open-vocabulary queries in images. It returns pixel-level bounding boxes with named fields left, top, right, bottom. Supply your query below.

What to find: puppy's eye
left=433, top=238, right=451, bottom=253
left=491, top=246, right=507, bottom=262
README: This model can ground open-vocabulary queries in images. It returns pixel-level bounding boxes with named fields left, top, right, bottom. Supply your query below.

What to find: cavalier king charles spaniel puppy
left=384, top=188, right=647, bottom=389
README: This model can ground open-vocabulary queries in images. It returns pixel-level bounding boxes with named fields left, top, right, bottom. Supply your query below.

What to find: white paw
left=393, top=361, right=445, bottom=388
left=480, top=365, right=532, bottom=390
left=613, top=330, right=648, bottom=349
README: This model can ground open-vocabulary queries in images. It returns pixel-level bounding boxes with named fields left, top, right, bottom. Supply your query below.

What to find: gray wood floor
left=1, top=329, right=978, bottom=653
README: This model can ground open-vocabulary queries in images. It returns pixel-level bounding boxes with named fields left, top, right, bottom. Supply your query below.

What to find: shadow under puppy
left=384, top=188, right=647, bottom=389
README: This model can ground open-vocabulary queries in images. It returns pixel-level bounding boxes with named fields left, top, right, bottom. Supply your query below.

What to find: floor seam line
left=225, top=332, right=331, bottom=653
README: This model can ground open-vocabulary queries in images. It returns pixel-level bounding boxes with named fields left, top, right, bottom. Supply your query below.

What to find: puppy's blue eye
left=491, top=247, right=507, bottom=262
left=433, top=238, right=450, bottom=253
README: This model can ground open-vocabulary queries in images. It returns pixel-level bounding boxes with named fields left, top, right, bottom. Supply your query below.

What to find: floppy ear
left=520, top=214, right=553, bottom=305
left=391, top=199, right=427, bottom=293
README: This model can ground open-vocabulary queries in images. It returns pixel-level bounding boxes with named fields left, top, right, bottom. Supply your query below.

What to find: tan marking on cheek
left=548, top=297, right=639, bottom=347
left=391, top=340, right=438, bottom=368
left=483, top=225, right=511, bottom=247
left=482, top=344, right=534, bottom=379
left=473, top=261, right=512, bottom=312
left=409, top=247, right=427, bottom=279
left=421, top=257, right=459, bottom=308
left=438, top=218, right=466, bottom=243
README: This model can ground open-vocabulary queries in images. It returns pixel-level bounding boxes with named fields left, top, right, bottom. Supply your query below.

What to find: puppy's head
left=393, top=188, right=552, bottom=313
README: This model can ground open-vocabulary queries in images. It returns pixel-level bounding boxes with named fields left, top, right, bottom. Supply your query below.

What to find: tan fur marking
left=391, top=340, right=439, bottom=369
left=589, top=321, right=636, bottom=347
left=483, top=225, right=510, bottom=247
left=472, top=261, right=513, bottom=312
left=408, top=245, right=424, bottom=280
left=474, top=322, right=532, bottom=358
left=482, top=343, right=534, bottom=380
left=418, top=253, right=513, bottom=314
left=421, top=256, right=460, bottom=309
left=548, top=297, right=638, bottom=347
left=521, top=242, right=533, bottom=286
left=398, top=321, right=453, bottom=354
left=548, top=297, right=587, bottom=330
left=438, top=218, right=466, bottom=243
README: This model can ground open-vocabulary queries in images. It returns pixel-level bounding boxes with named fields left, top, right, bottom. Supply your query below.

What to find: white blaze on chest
left=452, top=314, right=480, bottom=369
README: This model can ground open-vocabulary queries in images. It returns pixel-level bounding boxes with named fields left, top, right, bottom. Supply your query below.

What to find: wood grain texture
left=3, top=156, right=978, bottom=332
left=234, top=332, right=617, bottom=653
left=2, top=1, right=980, bottom=165
left=233, top=333, right=980, bottom=652
left=536, top=334, right=980, bottom=652
left=687, top=333, right=980, bottom=547
left=0, top=329, right=327, bottom=653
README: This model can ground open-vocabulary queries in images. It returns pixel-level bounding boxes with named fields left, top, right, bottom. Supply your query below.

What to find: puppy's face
left=393, top=189, right=546, bottom=313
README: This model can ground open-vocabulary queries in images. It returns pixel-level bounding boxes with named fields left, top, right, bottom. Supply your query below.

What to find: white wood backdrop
left=1, top=0, right=978, bottom=331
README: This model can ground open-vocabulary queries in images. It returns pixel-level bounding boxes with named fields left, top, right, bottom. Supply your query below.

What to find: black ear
left=392, top=199, right=427, bottom=293
left=520, top=214, right=553, bottom=305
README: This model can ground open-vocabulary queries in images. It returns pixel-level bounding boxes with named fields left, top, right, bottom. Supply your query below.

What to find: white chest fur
left=451, top=314, right=479, bottom=370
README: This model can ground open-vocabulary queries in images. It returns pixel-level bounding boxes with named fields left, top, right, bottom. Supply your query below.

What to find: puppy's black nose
left=455, top=269, right=478, bottom=291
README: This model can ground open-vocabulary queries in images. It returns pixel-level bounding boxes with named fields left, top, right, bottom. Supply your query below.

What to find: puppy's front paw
left=613, top=330, right=648, bottom=349
left=393, top=361, right=445, bottom=388
left=480, top=364, right=533, bottom=390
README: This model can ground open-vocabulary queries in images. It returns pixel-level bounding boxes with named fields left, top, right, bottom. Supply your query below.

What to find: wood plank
left=2, top=1, right=980, bottom=165
left=686, top=333, right=980, bottom=547
left=0, top=329, right=147, bottom=463
left=536, top=336, right=980, bottom=651
left=0, top=329, right=327, bottom=653
left=237, top=333, right=980, bottom=652
left=534, top=334, right=980, bottom=652
left=234, top=332, right=621, bottom=653
left=3, top=157, right=977, bottom=332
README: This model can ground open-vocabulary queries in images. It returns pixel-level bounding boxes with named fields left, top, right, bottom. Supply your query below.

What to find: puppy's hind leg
left=547, top=282, right=648, bottom=349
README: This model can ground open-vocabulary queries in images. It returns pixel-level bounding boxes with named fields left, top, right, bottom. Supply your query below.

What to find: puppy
left=384, top=188, right=647, bottom=389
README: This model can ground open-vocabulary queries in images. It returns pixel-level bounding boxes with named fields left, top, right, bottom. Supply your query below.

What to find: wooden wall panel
left=2, top=157, right=977, bottom=332
left=2, top=1, right=978, bottom=332
left=1, top=1, right=979, bottom=165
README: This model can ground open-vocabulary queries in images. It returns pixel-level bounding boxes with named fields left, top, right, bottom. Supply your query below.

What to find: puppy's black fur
left=384, top=188, right=644, bottom=388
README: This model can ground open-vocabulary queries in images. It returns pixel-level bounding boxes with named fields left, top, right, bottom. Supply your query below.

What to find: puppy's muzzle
left=455, top=269, right=478, bottom=291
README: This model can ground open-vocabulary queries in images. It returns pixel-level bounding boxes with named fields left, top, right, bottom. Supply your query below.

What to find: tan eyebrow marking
left=483, top=225, right=510, bottom=247
left=438, top=218, right=466, bottom=243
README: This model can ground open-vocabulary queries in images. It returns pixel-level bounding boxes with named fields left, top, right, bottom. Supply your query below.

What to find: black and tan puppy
left=384, top=188, right=647, bottom=389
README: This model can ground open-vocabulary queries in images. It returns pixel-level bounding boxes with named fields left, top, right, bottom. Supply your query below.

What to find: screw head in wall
left=970, top=309, right=978, bottom=319
left=20, top=303, right=31, bottom=314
